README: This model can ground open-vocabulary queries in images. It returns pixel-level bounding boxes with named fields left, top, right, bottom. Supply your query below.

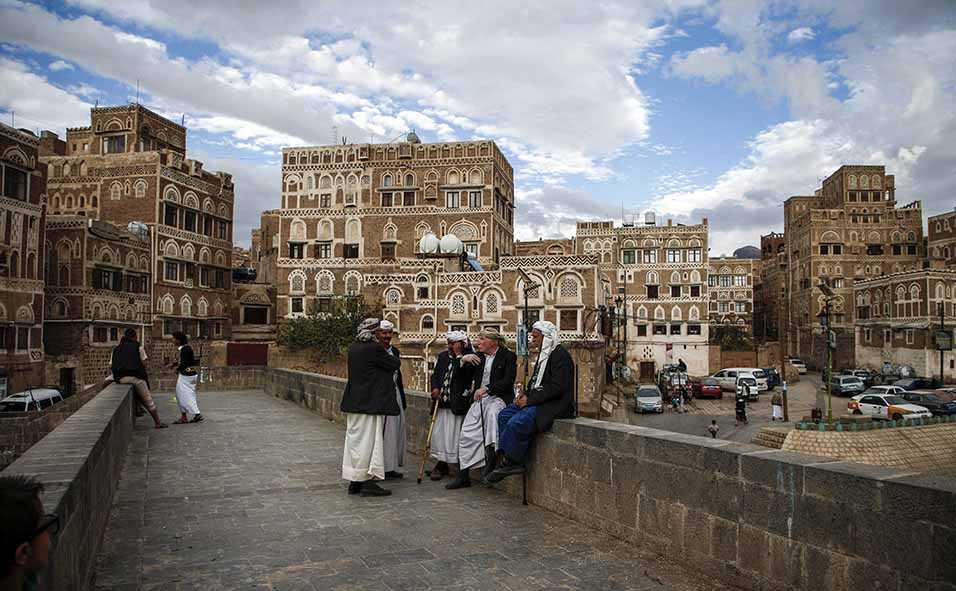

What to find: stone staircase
left=752, top=426, right=791, bottom=449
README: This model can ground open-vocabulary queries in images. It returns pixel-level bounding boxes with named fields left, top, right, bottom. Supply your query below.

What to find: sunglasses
left=30, top=513, right=60, bottom=539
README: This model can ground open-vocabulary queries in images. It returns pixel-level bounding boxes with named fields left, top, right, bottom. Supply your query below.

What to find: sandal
left=155, top=422, right=169, bottom=429
left=190, top=414, right=205, bottom=423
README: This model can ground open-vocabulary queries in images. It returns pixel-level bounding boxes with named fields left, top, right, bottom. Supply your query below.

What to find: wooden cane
left=417, top=397, right=442, bottom=484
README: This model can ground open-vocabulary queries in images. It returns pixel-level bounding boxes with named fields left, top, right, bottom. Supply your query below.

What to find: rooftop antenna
left=135, top=79, right=140, bottom=105
left=9, top=110, right=13, bottom=127
left=181, top=114, right=185, bottom=126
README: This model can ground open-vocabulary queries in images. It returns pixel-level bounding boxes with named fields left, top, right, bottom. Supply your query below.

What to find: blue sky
left=1, top=0, right=954, bottom=253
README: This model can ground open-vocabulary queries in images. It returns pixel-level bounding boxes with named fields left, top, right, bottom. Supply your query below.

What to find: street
left=607, top=373, right=823, bottom=443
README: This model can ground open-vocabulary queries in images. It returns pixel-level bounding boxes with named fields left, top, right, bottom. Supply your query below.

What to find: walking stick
left=417, top=397, right=441, bottom=484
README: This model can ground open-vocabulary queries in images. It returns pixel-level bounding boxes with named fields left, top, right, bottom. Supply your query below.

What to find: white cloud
left=787, top=27, right=815, bottom=43
left=0, top=57, right=90, bottom=134
left=48, top=59, right=73, bottom=71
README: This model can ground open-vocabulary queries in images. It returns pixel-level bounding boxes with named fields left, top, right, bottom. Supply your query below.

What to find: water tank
left=644, top=212, right=656, bottom=226
left=419, top=232, right=439, bottom=254
left=439, top=234, right=463, bottom=254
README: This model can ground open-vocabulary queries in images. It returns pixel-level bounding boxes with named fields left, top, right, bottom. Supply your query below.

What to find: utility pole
left=940, top=302, right=946, bottom=384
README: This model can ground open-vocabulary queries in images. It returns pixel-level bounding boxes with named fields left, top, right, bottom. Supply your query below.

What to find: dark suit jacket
left=525, top=345, right=574, bottom=432
left=340, top=341, right=402, bottom=415
left=470, top=346, right=518, bottom=405
left=430, top=349, right=477, bottom=415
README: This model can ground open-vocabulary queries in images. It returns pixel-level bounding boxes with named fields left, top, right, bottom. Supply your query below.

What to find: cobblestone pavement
left=94, top=390, right=721, bottom=591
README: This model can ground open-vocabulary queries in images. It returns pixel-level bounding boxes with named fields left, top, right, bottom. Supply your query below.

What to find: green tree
left=277, top=296, right=382, bottom=360
left=710, top=325, right=754, bottom=351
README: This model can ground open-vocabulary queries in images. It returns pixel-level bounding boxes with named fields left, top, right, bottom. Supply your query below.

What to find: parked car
left=711, top=368, right=769, bottom=392
left=634, top=385, right=664, bottom=414
left=900, top=392, right=956, bottom=416
left=847, top=393, right=932, bottom=420
left=762, top=367, right=781, bottom=390
left=860, top=385, right=906, bottom=397
left=893, top=377, right=939, bottom=391
left=839, top=369, right=880, bottom=388
left=830, top=375, right=865, bottom=397
left=935, top=387, right=956, bottom=402
left=692, top=377, right=723, bottom=399
left=0, top=388, right=64, bottom=413
left=786, top=358, right=808, bottom=374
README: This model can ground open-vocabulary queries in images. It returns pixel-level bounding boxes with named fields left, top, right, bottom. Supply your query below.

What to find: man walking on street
left=341, top=318, right=401, bottom=497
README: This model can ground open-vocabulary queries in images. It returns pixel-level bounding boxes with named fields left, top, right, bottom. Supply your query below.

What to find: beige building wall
left=707, top=256, right=755, bottom=334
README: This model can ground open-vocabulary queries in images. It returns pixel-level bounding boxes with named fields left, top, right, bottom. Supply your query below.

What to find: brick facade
left=43, top=217, right=151, bottom=387
left=707, top=256, right=755, bottom=334
left=783, top=165, right=924, bottom=369
left=0, top=123, right=47, bottom=396
left=39, top=104, right=235, bottom=371
left=929, top=208, right=956, bottom=269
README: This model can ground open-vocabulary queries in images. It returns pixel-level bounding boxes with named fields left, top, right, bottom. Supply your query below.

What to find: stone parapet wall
left=255, top=366, right=956, bottom=591
left=1, top=383, right=135, bottom=590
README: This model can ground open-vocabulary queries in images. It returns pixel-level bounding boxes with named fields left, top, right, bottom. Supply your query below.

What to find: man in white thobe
left=446, top=330, right=517, bottom=489
left=378, top=320, right=407, bottom=479
left=427, top=331, right=477, bottom=483
left=341, top=318, right=400, bottom=497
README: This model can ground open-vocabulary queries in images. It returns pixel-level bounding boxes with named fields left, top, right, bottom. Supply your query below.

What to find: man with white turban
left=376, top=320, right=407, bottom=479
left=426, top=331, right=477, bottom=482
left=484, top=320, right=575, bottom=483
left=340, top=318, right=401, bottom=497
left=445, top=329, right=517, bottom=489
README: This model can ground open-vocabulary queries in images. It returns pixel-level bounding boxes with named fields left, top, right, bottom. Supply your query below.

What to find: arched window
left=344, top=271, right=361, bottom=296
left=404, top=173, right=414, bottom=187
left=289, top=271, right=306, bottom=294
left=689, top=306, right=700, bottom=321
left=290, top=219, right=307, bottom=241
left=671, top=306, right=682, bottom=321
left=484, top=292, right=500, bottom=316
left=654, top=306, right=665, bottom=320
left=180, top=296, right=192, bottom=316
left=450, top=293, right=467, bottom=317
left=646, top=271, right=659, bottom=284
left=382, top=174, right=393, bottom=187
left=110, top=182, right=122, bottom=200
left=558, top=275, right=581, bottom=303
left=197, top=298, right=208, bottom=317
left=385, top=288, right=401, bottom=307
left=421, top=315, right=434, bottom=331
left=134, top=180, right=147, bottom=199
left=316, top=271, right=334, bottom=295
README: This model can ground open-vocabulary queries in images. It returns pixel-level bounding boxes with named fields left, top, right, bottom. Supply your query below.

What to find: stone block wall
left=256, top=367, right=956, bottom=591
left=2, top=383, right=135, bottom=590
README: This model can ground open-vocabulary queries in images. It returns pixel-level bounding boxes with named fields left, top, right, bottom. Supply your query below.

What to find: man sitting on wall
left=445, top=329, right=517, bottom=489
left=111, top=328, right=168, bottom=429
left=426, top=331, right=477, bottom=482
left=484, top=320, right=574, bottom=483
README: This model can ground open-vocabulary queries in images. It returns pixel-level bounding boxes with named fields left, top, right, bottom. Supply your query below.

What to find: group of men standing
left=340, top=319, right=575, bottom=497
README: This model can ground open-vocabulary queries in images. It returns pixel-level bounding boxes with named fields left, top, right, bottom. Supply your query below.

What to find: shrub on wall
left=710, top=325, right=754, bottom=351
left=277, top=297, right=382, bottom=360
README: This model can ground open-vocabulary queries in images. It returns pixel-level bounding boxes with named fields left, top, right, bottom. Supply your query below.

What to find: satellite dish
left=439, top=234, right=463, bottom=254
left=419, top=232, right=439, bottom=254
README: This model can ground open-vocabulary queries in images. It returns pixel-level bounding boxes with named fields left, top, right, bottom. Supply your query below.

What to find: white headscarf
left=356, top=317, right=380, bottom=342
left=379, top=320, right=395, bottom=331
left=445, top=330, right=467, bottom=343
left=531, top=320, right=560, bottom=389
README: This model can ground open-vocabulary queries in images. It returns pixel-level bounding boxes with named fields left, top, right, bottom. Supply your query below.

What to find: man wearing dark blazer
left=445, top=329, right=517, bottom=489
left=485, top=320, right=574, bottom=483
left=341, top=318, right=401, bottom=497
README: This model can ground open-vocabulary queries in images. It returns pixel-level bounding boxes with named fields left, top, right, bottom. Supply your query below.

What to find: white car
left=862, top=385, right=906, bottom=397
left=634, top=385, right=664, bottom=414
left=711, top=368, right=769, bottom=392
left=786, top=358, right=808, bottom=374
left=847, top=393, right=932, bottom=420
left=0, top=388, right=64, bottom=412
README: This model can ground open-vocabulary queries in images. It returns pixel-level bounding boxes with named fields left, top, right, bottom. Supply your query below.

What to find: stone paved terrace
left=93, top=390, right=719, bottom=591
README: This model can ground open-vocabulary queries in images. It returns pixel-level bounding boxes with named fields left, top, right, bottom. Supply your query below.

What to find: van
left=0, top=388, right=64, bottom=413
left=711, top=368, right=769, bottom=392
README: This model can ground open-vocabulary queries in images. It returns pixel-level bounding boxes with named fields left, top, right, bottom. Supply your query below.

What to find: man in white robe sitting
left=445, top=330, right=517, bottom=489
left=426, top=331, right=477, bottom=483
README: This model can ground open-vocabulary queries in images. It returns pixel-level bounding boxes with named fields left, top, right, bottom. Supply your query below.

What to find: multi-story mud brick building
left=755, top=232, right=788, bottom=344
left=854, top=268, right=956, bottom=381
left=706, top=256, right=754, bottom=334
left=43, top=217, right=151, bottom=388
left=0, top=123, right=47, bottom=397
left=929, top=208, right=956, bottom=269
left=39, top=104, right=235, bottom=369
left=784, top=165, right=924, bottom=369
left=572, top=217, right=711, bottom=378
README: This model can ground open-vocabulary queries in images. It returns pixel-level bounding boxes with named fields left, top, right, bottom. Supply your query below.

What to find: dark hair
left=123, top=328, right=137, bottom=340
left=0, top=475, right=44, bottom=576
left=172, top=331, right=188, bottom=345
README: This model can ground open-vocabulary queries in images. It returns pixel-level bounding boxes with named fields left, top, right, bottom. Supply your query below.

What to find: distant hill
left=733, top=246, right=761, bottom=259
